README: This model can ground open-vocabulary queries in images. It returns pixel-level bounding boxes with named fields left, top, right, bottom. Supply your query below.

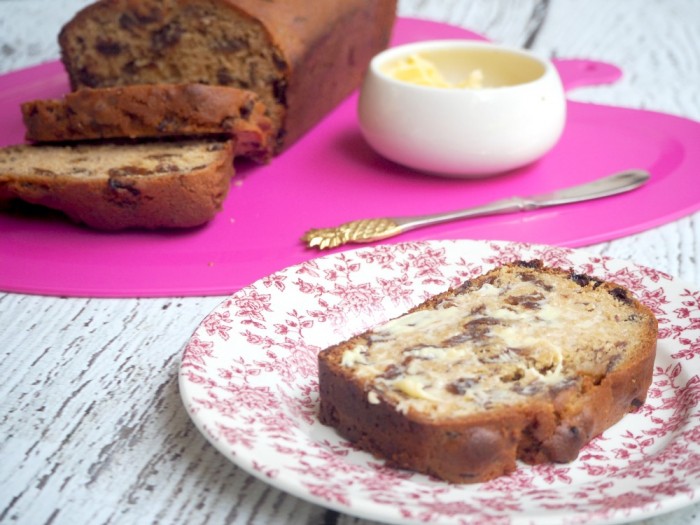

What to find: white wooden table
left=2, top=1, right=700, bottom=524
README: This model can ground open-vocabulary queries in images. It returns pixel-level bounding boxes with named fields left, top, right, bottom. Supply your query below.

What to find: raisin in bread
left=22, top=84, right=273, bottom=162
left=318, top=260, right=658, bottom=484
left=0, top=139, right=234, bottom=230
left=58, top=0, right=398, bottom=152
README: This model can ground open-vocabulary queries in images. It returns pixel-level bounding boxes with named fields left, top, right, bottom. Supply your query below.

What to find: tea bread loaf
left=22, top=84, right=273, bottom=162
left=58, top=0, right=398, bottom=152
left=0, top=139, right=234, bottom=230
left=318, top=260, right=658, bottom=483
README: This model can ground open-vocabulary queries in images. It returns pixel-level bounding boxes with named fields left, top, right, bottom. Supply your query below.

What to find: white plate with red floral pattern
left=179, top=239, right=700, bottom=525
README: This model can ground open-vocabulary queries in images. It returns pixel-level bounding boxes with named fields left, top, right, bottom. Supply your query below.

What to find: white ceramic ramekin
left=358, top=40, right=566, bottom=177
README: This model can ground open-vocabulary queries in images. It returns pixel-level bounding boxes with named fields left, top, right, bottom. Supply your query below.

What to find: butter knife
left=302, top=169, right=650, bottom=250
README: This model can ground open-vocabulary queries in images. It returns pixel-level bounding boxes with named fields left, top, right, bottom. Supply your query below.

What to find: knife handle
left=301, top=198, right=525, bottom=250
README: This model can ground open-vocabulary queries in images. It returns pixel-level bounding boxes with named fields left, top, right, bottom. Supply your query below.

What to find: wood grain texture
left=1, top=1, right=700, bottom=524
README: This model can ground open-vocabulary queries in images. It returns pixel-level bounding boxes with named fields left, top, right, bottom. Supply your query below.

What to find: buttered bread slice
left=318, top=260, right=658, bottom=484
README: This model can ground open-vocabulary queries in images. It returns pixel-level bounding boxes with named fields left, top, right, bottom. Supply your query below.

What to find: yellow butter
left=393, top=376, right=441, bottom=401
left=385, top=53, right=484, bottom=89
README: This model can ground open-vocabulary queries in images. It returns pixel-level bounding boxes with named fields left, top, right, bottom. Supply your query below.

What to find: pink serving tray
left=1, top=18, right=700, bottom=298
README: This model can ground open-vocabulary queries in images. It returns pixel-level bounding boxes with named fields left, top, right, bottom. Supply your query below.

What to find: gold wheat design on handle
left=301, top=218, right=404, bottom=250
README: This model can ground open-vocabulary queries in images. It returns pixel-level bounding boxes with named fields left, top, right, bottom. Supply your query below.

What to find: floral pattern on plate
left=179, top=239, right=700, bottom=525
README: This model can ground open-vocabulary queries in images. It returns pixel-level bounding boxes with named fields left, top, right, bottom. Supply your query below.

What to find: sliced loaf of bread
left=0, top=139, right=234, bottom=230
left=57, top=0, right=398, bottom=152
left=318, top=260, right=658, bottom=483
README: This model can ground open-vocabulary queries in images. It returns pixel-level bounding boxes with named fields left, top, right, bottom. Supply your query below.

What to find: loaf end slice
left=318, top=260, right=658, bottom=483
left=0, top=139, right=235, bottom=230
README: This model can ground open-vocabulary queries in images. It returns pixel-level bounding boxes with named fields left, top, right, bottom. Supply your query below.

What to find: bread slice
left=318, top=260, right=658, bottom=484
left=22, top=84, right=273, bottom=162
left=0, top=139, right=234, bottom=230
left=57, top=0, right=397, bottom=152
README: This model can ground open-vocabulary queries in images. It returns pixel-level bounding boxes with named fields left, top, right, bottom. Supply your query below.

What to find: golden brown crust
left=236, top=0, right=399, bottom=148
left=318, top=261, right=658, bottom=483
left=21, top=84, right=273, bottom=162
left=57, top=0, right=398, bottom=151
left=0, top=139, right=235, bottom=230
left=319, top=358, right=524, bottom=481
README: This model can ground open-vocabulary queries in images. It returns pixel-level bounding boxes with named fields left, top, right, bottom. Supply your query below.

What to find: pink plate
left=1, top=18, right=700, bottom=298
left=179, top=239, right=700, bottom=525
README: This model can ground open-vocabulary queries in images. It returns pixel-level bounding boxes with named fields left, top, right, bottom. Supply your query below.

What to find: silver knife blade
left=526, top=169, right=651, bottom=208
left=400, top=169, right=651, bottom=227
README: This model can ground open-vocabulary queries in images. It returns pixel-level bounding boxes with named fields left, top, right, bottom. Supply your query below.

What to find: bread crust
left=0, top=139, right=235, bottom=230
left=22, top=84, right=273, bottom=162
left=318, top=261, right=658, bottom=483
left=57, top=0, right=398, bottom=151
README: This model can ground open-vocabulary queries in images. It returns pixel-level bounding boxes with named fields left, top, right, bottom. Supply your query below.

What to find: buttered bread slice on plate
left=318, top=260, right=658, bottom=484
